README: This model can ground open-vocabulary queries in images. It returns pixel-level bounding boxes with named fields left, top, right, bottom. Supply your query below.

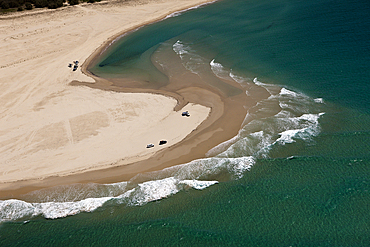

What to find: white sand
left=0, top=0, right=212, bottom=184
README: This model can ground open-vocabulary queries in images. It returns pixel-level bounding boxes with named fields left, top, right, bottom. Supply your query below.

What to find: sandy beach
left=0, top=0, right=249, bottom=198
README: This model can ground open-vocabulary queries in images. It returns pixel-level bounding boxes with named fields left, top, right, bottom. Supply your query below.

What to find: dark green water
left=1, top=0, right=370, bottom=245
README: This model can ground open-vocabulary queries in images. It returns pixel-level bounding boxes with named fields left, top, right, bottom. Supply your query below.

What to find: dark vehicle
left=182, top=111, right=190, bottom=117
left=159, top=140, right=167, bottom=145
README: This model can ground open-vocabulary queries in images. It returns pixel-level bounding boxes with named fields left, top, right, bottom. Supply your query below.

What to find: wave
left=253, top=77, right=282, bottom=95
left=216, top=110, right=324, bottom=159
left=208, top=79, right=325, bottom=158
left=210, top=61, right=251, bottom=87
left=210, top=59, right=230, bottom=79
left=22, top=181, right=129, bottom=203
left=0, top=178, right=218, bottom=222
left=230, top=70, right=249, bottom=84
left=273, top=113, right=325, bottom=145
left=0, top=153, right=254, bottom=222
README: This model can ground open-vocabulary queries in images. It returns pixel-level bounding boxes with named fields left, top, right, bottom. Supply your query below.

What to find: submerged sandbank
left=0, top=0, right=253, bottom=199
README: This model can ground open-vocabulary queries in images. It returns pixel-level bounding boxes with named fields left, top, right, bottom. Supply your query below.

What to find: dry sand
left=0, top=0, right=220, bottom=194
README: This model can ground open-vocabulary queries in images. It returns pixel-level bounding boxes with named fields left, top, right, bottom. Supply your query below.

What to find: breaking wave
left=0, top=177, right=219, bottom=222
left=0, top=155, right=254, bottom=223
left=207, top=76, right=325, bottom=158
left=230, top=71, right=249, bottom=84
left=210, top=59, right=230, bottom=79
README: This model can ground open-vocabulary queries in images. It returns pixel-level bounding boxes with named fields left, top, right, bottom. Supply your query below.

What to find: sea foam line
left=0, top=178, right=218, bottom=223
left=0, top=150, right=257, bottom=223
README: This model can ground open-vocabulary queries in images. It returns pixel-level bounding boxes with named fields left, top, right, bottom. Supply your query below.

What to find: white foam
left=38, top=197, right=111, bottom=219
left=274, top=113, right=324, bottom=145
left=174, top=156, right=256, bottom=180
left=173, top=40, right=189, bottom=55
left=210, top=83, right=323, bottom=158
left=276, top=129, right=303, bottom=144
left=299, top=112, right=325, bottom=121
left=221, top=129, right=273, bottom=158
left=0, top=199, right=37, bottom=222
left=276, top=87, right=325, bottom=115
left=0, top=177, right=221, bottom=222
left=253, top=77, right=280, bottom=95
left=180, top=180, right=218, bottom=190
left=227, top=156, right=255, bottom=178
left=279, top=88, right=310, bottom=101
left=127, top=177, right=179, bottom=206
left=0, top=197, right=112, bottom=222
left=220, top=111, right=324, bottom=158
left=253, top=77, right=262, bottom=85
left=274, top=110, right=294, bottom=118
left=211, top=79, right=325, bottom=161
left=210, top=59, right=229, bottom=79
left=280, top=87, right=299, bottom=97
left=230, top=71, right=247, bottom=84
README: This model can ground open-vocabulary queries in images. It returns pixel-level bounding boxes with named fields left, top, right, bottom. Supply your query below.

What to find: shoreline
left=0, top=0, right=250, bottom=199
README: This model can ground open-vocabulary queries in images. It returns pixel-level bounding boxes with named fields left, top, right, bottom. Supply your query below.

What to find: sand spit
left=0, top=0, right=222, bottom=195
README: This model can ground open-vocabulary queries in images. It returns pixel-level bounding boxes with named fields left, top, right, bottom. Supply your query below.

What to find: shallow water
left=1, top=0, right=370, bottom=245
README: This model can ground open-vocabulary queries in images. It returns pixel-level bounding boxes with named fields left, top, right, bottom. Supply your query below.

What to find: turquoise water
left=1, top=0, right=370, bottom=245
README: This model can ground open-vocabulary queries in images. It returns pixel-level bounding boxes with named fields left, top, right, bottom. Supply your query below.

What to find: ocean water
left=1, top=0, right=370, bottom=245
